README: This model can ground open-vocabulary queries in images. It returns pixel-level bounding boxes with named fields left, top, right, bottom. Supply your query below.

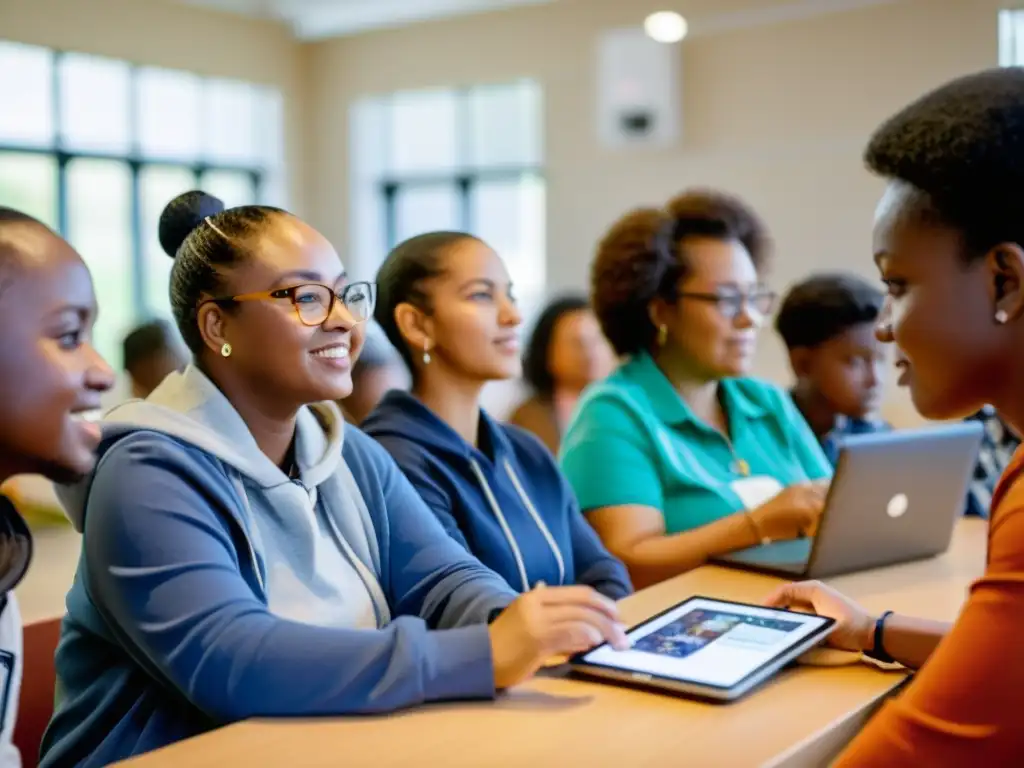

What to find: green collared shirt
left=560, top=352, right=832, bottom=534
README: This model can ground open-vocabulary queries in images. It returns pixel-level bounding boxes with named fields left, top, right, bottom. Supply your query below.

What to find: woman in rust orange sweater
left=766, top=67, right=1024, bottom=766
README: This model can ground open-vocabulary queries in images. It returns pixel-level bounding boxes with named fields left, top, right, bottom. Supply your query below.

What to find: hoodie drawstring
left=503, top=460, right=566, bottom=586
left=468, top=459, right=566, bottom=591
left=469, top=460, right=531, bottom=592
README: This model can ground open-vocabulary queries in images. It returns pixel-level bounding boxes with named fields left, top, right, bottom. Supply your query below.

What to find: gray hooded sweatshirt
left=41, top=365, right=516, bottom=768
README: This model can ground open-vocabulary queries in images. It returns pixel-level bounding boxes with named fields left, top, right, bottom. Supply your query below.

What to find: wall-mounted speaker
left=596, top=26, right=681, bottom=149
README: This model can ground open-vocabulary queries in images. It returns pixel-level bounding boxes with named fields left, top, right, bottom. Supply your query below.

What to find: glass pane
left=388, top=89, right=459, bottom=174
left=203, top=78, right=259, bottom=165
left=1016, top=11, right=1024, bottom=67
left=393, top=184, right=461, bottom=244
left=1000, top=11, right=1014, bottom=66
left=0, top=153, right=58, bottom=229
left=469, top=175, right=546, bottom=294
left=1004, top=10, right=1024, bottom=67
left=199, top=170, right=256, bottom=208
left=349, top=98, right=387, bottom=275
left=65, top=159, right=134, bottom=366
left=351, top=183, right=385, bottom=276
left=141, top=165, right=196, bottom=319
left=135, top=67, right=201, bottom=160
left=468, top=81, right=542, bottom=168
left=0, top=42, right=54, bottom=146
left=351, top=97, right=388, bottom=182
left=59, top=53, right=131, bottom=153
left=259, top=171, right=287, bottom=207
left=255, top=87, right=285, bottom=169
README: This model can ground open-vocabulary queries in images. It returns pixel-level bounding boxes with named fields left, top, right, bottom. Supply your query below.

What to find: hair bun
left=158, top=190, right=225, bottom=259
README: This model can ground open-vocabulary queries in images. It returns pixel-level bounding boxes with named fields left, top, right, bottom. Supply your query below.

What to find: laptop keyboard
left=732, top=538, right=813, bottom=566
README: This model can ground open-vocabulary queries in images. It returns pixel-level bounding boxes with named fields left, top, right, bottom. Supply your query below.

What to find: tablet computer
left=569, top=596, right=835, bottom=702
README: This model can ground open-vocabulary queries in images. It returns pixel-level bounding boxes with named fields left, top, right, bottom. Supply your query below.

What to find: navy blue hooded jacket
left=363, top=390, right=631, bottom=599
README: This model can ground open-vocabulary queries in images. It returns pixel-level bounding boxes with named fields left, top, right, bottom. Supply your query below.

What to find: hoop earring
left=221, top=342, right=233, bottom=358
left=657, top=325, right=668, bottom=347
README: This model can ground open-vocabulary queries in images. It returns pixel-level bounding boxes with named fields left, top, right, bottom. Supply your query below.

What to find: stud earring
left=657, top=325, right=668, bottom=347
left=422, top=342, right=432, bottom=365
left=996, top=309, right=1009, bottom=325
left=221, top=342, right=232, bottom=358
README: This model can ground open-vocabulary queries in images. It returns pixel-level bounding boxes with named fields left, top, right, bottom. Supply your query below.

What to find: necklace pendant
left=735, top=459, right=750, bottom=477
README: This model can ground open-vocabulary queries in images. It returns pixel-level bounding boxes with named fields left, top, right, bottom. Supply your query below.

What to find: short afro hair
left=122, top=320, right=178, bottom=374
left=0, top=207, right=54, bottom=298
left=865, top=67, right=1024, bottom=256
left=0, top=207, right=43, bottom=228
left=775, top=273, right=884, bottom=350
left=591, top=189, right=770, bottom=356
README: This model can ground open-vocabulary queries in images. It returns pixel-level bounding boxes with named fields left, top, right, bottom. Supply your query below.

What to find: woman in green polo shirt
left=560, top=190, right=832, bottom=588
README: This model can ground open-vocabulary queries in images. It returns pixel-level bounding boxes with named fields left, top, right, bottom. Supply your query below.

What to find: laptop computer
left=711, top=421, right=984, bottom=578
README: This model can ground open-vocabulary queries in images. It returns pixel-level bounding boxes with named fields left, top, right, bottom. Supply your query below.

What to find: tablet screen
left=579, top=597, right=832, bottom=689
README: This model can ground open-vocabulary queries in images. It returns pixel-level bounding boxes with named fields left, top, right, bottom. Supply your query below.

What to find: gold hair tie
left=204, top=216, right=229, bottom=240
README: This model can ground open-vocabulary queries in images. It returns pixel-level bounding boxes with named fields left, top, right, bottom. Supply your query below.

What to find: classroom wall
left=0, top=0, right=309, bottom=213
left=0, top=0, right=1003, bottom=423
left=304, top=0, right=1002, bottom=425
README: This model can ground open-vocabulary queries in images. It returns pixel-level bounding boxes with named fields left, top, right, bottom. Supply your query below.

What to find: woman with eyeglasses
left=362, top=232, right=632, bottom=600
left=41, top=193, right=626, bottom=767
left=559, top=190, right=832, bottom=588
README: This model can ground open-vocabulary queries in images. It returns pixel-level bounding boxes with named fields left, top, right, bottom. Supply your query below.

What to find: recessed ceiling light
left=644, top=11, right=688, bottom=44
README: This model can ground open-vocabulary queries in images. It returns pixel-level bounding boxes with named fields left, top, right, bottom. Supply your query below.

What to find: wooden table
left=121, top=519, right=987, bottom=768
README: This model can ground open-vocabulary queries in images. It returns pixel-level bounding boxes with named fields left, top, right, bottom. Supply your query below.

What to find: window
left=351, top=81, right=545, bottom=297
left=140, top=165, right=197, bottom=319
left=0, top=43, right=54, bottom=146
left=0, top=153, right=58, bottom=228
left=65, top=159, right=134, bottom=364
left=1000, top=9, right=1024, bottom=66
left=59, top=53, right=132, bottom=153
left=0, top=40, right=286, bottom=365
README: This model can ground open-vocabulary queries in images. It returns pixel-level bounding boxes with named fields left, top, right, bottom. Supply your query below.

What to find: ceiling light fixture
left=644, top=11, right=688, bottom=44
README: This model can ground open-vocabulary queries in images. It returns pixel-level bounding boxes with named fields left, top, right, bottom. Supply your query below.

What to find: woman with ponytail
left=41, top=193, right=625, bottom=767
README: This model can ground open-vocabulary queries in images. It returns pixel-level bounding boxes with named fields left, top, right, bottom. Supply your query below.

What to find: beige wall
left=0, top=0, right=1004, bottom=423
left=305, top=0, right=1001, bottom=424
left=0, top=0, right=308, bottom=213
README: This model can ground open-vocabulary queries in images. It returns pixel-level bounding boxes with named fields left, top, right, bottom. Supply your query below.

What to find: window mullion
left=129, top=160, right=145, bottom=319
left=56, top=153, right=69, bottom=237
left=458, top=176, right=472, bottom=232
left=52, top=49, right=69, bottom=236
left=382, top=182, right=398, bottom=250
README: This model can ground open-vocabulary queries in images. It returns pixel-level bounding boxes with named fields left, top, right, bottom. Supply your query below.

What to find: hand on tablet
left=749, top=482, right=827, bottom=541
left=488, top=584, right=630, bottom=690
left=763, top=580, right=874, bottom=652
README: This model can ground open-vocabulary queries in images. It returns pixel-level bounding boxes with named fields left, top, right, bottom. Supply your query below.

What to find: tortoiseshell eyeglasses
left=209, top=282, right=376, bottom=326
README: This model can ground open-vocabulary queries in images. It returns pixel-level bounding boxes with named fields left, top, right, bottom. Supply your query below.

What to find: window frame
left=0, top=44, right=271, bottom=324
left=375, top=82, right=544, bottom=251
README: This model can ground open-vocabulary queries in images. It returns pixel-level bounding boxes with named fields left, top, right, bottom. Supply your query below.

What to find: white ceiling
left=181, top=0, right=900, bottom=41
left=180, top=0, right=559, bottom=40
